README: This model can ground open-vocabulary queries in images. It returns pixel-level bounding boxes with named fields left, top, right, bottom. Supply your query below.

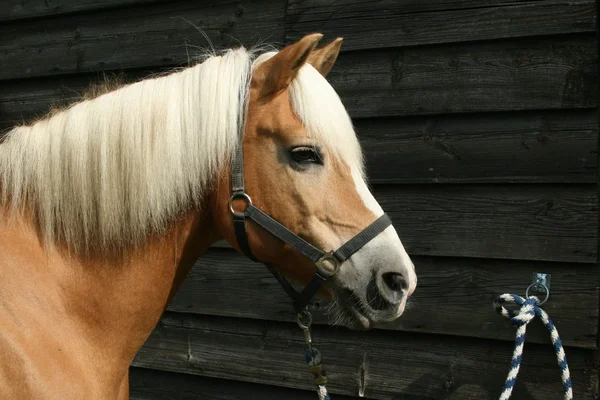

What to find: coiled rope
left=494, top=294, right=573, bottom=400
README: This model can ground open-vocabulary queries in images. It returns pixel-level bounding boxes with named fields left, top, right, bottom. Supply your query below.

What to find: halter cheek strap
left=230, top=140, right=392, bottom=313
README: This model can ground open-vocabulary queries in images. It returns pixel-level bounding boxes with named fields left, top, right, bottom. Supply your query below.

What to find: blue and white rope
left=494, top=293, right=573, bottom=400
left=305, top=347, right=331, bottom=400
left=316, top=385, right=330, bottom=400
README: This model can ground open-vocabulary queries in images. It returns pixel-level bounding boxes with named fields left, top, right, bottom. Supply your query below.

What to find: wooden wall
left=1, top=0, right=598, bottom=398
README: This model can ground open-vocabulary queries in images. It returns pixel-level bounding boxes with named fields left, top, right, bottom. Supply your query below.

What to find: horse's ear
left=308, top=38, right=343, bottom=77
left=256, top=33, right=323, bottom=97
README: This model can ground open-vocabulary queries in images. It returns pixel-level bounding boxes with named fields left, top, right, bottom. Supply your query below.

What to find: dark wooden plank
left=0, top=70, right=152, bottom=131
left=0, top=0, right=168, bottom=22
left=168, top=249, right=599, bottom=349
left=327, top=34, right=597, bottom=118
left=0, top=74, right=91, bottom=131
left=133, top=313, right=600, bottom=399
left=356, top=110, right=598, bottom=184
left=0, top=84, right=596, bottom=260
left=2, top=35, right=594, bottom=121
left=287, top=0, right=596, bottom=51
left=3, top=75, right=596, bottom=183
left=129, top=367, right=358, bottom=400
left=371, top=184, right=597, bottom=263
left=0, top=0, right=286, bottom=81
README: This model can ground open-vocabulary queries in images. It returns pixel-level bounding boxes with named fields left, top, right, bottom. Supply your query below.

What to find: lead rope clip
left=297, top=310, right=331, bottom=400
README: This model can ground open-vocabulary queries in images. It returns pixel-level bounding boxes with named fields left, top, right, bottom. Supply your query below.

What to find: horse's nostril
left=382, top=272, right=407, bottom=293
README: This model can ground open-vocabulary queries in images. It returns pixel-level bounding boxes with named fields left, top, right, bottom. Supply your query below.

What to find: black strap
left=292, top=272, right=328, bottom=313
left=265, top=263, right=329, bottom=313
left=246, top=205, right=325, bottom=263
left=233, top=211, right=257, bottom=261
left=231, top=194, right=393, bottom=311
left=333, top=214, right=392, bottom=262
left=231, top=144, right=245, bottom=193
left=229, top=104, right=393, bottom=313
left=243, top=209, right=392, bottom=313
left=265, top=263, right=302, bottom=300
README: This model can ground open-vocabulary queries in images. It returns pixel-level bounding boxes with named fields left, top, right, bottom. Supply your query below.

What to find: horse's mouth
left=334, top=288, right=406, bottom=331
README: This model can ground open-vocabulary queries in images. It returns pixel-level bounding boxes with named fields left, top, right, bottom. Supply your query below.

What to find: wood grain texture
left=1, top=85, right=596, bottom=261
left=129, top=367, right=358, bottom=400
left=326, top=35, right=597, bottom=118
left=206, top=185, right=598, bottom=263
left=2, top=35, right=594, bottom=121
left=356, top=110, right=598, bottom=184
left=2, top=74, right=596, bottom=183
left=370, top=184, right=597, bottom=262
left=167, top=249, right=599, bottom=349
left=2, top=77, right=595, bottom=182
left=0, top=69, right=153, bottom=131
left=133, top=313, right=600, bottom=399
left=286, top=0, right=596, bottom=51
left=0, top=0, right=168, bottom=22
left=0, top=0, right=286, bottom=80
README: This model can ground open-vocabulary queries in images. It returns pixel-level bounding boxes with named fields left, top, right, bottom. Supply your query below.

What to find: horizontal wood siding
left=286, top=0, right=597, bottom=51
left=358, top=110, right=598, bottom=184
left=168, top=249, right=599, bottom=348
left=374, top=184, right=597, bottom=262
left=2, top=35, right=595, bottom=123
left=327, top=35, right=597, bottom=118
left=2, top=87, right=597, bottom=183
left=133, top=313, right=600, bottom=399
left=130, top=367, right=356, bottom=400
left=0, top=0, right=168, bottom=22
left=0, top=0, right=286, bottom=80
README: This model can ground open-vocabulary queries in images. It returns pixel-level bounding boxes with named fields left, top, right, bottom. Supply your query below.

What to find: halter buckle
left=315, top=251, right=340, bottom=277
left=229, top=192, right=252, bottom=217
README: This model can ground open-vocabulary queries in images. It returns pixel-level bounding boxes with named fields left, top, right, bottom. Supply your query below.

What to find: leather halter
left=229, top=132, right=392, bottom=314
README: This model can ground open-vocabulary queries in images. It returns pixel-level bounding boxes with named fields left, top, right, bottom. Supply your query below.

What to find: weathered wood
left=1, top=84, right=596, bottom=260
left=1, top=35, right=595, bottom=122
left=0, top=70, right=153, bottom=131
left=2, top=75, right=596, bottom=183
left=327, top=35, right=597, bottom=118
left=0, top=0, right=167, bottom=22
left=168, top=249, right=599, bottom=349
left=129, top=367, right=357, bottom=400
left=286, top=0, right=596, bottom=51
left=0, top=0, right=286, bottom=80
left=133, top=313, right=599, bottom=399
left=356, top=110, right=598, bottom=184
left=370, top=184, right=597, bottom=263
left=2, top=86, right=597, bottom=183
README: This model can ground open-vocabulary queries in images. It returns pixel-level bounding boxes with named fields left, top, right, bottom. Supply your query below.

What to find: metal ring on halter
left=316, top=251, right=340, bottom=277
left=297, top=310, right=313, bottom=329
left=525, top=282, right=550, bottom=306
left=229, top=192, right=252, bottom=217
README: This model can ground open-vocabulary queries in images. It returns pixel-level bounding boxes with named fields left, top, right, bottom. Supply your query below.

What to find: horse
left=0, top=33, right=417, bottom=398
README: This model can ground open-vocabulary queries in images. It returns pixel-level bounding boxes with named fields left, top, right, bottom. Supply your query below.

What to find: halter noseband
left=229, top=133, right=392, bottom=314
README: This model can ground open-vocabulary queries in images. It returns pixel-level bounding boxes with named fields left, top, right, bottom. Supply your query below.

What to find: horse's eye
left=290, top=146, right=322, bottom=165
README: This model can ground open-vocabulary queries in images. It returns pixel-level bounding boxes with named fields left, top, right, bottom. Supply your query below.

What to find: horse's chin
left=332, top=288, right=406, bottom=331
left=345, top=307, right=373, bottom=331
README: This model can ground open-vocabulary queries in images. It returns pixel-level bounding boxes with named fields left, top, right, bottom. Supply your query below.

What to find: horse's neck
left=0, top=206, right=218, bottom=397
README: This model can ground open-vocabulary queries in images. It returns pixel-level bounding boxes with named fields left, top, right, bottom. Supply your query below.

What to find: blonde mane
left=0, top=46, right=363, bottom=254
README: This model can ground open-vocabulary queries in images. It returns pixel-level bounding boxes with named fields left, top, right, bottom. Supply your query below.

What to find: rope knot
left=493, top=293, right=573, bottom=400
left=494, top=294, right=540, bottom=327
